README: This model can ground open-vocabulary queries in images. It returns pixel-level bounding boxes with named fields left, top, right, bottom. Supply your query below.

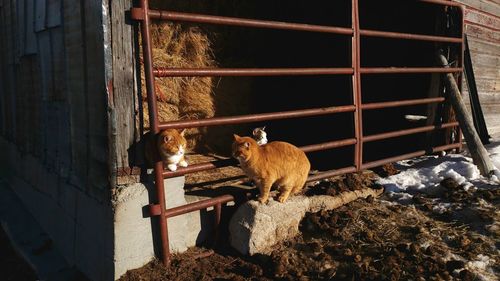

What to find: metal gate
left=131, top=0, right=464, bottom=266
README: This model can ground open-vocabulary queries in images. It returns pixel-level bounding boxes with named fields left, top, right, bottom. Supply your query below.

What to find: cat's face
left=158, top=129, right=187, bottom=156
left=232, top=134, right=256, bottom=162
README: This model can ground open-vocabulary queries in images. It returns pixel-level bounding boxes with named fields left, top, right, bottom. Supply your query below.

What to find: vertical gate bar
left=352, top=0, right=363, bottom=170
left=457, top=6, right=465, bottom=151
left=213, top=203, right=222, bottom=246
left=139, top=0, right=171, bottom=266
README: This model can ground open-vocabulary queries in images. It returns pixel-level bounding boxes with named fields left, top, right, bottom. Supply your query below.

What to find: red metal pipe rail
left=361, top=97, right=445, bottom=110
left=158, top=105, right=356, bottom=130
left=307, top=166, right=358, bottom=182
left=131, top=8, right=354, bottom=35
left=360, top=67, right=463, bottom=74
left=163, top=138, right=358, bottom=178
left=133, top=0, right=464, bottom=267
left=153, top=67, right=354, bottom=77
left=362, top=143, right=462, bottom=170
left=359, top=29, right=462, bottom=43
left=363, top=122, right=459, bottom=142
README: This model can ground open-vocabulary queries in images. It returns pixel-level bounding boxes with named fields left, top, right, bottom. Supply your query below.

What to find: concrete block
left=229, top=196, right=308, bottom=256
left=230, top=188, right=384, bottom=255
left=113, top=177, right=212, bottom=279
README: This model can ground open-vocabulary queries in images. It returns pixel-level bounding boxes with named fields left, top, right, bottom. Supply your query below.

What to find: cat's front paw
left=179, top=160, right=188, bottom=167
left=277, top=194, right=288, bottom=203
left=167, top=164, right=178, bottom=171
left=257, top=196, right=268, bottom=204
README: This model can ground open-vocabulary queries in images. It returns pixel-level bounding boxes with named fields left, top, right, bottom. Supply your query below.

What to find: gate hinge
left=148, top=204, right=161, bottom=216
left=130, top=7, right=145, bottom=21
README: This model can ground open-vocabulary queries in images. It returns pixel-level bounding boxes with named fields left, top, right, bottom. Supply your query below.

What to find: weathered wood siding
left=0, top=0, right=110, bottom=198
left=454, top=0, right=500, bottom=133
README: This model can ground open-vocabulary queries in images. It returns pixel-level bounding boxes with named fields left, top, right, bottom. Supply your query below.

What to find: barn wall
left=0, top=0, right=114, bottom=280
left=454, top=0, right=500, bottom=134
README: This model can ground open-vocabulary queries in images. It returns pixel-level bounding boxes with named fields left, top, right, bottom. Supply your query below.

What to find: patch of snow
left=377, top=154, right=481, bottom=202
left=376, top=137, right=500, bottom=281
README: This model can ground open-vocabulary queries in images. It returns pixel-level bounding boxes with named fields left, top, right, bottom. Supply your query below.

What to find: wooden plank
left=37, top=31, right=53, bottom=101
left=439, top=54, right=495, bottom=176
left=464, top=8, right=500, bottom=30
left=4, top=0, right=14, bottom=65
left=16, top=57, right=29, bottom=152
left=454, top=0, right=500, bottom=17
left=0, top=1, right=7, bottom=135
left=25, top=0, right=37, bottom=54
left=63, top=0, right=88, bottom=187
left=84, top=0, right=109, bottom=194
left=465, top=24, right=500, bottom=44
left=50, top=27, right=66, bottom=101
left=474, top=77, right=500, bottom=92
left=43, top=102, right=59, bottom=169
left=3, top=0, right=16, bottom=140
left=34, top=0, right=46, bottom=32
left=469, top=65, right=500, bottom=79
left=470, top=52, right=500, bottom=68
left=467, top=36, right=500, bottom=55
left=56, top=103, right=71, bottom=177
left=25, top=56, right=41, bottom=155
left=46, top=0, right=61, bottom=28
left=111, top=0, right=136, bottom=172
left=16, top=0, right=25, bottom=57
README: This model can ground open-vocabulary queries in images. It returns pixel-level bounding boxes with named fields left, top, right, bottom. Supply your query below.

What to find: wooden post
left=438, top=54, right=495, bottom=177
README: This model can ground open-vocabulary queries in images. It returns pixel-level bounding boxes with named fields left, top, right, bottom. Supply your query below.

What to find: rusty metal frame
left=132, top=0, right=464, bottom=266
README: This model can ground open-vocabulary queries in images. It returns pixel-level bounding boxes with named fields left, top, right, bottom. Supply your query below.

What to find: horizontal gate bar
left=360, top=67, right=462, bottom=74
left=419, top=0, right=464, bottom=8
left=301, top=138, right=357, bottom=153
left=163, top=159, right=235, bottom=178
left=360, top=29, right=462, bottom=43
left=361, top=143, right=461, bottom=170
left=159, top=105, right=356, bottom=130
left=361, top=97, right=445, bottom=110
left=130, top=8, right=354, bottom=35
left=164, top=194, right=235, bottom=218
left=163, top=138, right=358, bottom=178
left=153, top=67, right=355, bottom=77
left=363, top=122, right=459, bottom=142
left=307, top=166, right=358, bottom=182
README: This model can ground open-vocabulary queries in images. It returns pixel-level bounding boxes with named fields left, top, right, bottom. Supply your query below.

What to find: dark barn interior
left=146, top=0, right=462, bottom=171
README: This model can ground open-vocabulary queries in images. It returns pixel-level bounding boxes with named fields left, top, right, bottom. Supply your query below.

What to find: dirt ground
left=119, top=168, right=500, bottom=281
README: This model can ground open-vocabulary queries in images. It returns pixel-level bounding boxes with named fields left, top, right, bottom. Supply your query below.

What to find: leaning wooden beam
left=437, top=54, right=495, bottom=177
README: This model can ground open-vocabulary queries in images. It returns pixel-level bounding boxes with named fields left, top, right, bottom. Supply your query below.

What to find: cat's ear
left=179, top=129, right=186, bottom=137
left=252, top=128, right=259, bottom=135
left=244, top=142, right=250, bottom=148
left=233, top=134, right=241, bottom=141
left=261, top=126, right=266, bottom=131
left=163, top=135, right=173, bottom=143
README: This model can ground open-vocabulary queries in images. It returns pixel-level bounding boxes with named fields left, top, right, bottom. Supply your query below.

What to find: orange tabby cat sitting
left=145, top=129, right=188, bottom=171
left=232, top=134, right=310, bottom=203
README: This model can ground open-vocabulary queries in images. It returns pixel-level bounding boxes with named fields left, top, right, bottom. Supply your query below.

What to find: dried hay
left=139, top=21, right=216, bottom=150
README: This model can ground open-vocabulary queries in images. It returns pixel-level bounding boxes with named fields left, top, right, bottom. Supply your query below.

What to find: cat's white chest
left=168, top=154, right=183, bottom=163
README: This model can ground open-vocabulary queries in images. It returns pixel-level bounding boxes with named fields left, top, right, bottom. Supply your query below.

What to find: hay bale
left=139, top=22, right=216, bottom=151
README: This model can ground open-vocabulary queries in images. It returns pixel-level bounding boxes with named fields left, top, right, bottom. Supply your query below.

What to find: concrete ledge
left=229, top=188, right=383, bottom=255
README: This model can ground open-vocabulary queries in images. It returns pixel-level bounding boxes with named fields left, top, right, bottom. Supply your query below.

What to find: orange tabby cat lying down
left=232, top=134, right=310, bottom=203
